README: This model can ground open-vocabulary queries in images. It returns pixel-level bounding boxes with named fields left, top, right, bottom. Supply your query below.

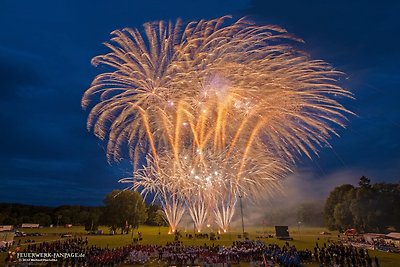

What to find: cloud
left=246, top=0, right=400, bottom=184
left=0, top=55, right=41, bottom=100
left=0, top=0, right=398, bottom=207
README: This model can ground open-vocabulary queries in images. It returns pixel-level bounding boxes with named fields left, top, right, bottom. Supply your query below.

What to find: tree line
left=0, top=190, right=166, bottom=232
left=324, top=176, right=400, bottom=233
left=1, top=177, right=398, bottom=233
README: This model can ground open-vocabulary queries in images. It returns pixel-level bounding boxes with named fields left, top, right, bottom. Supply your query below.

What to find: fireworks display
left=82, top=16, right=352, bottom=232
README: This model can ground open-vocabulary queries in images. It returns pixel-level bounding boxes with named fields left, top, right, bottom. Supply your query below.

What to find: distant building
left=21, top=223, right=39, bottom=228
left=0, top=225, right=13, bottom=232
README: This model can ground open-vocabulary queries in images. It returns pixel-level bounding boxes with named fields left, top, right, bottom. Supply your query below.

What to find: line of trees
left=0, top=190, right=166, bottom=232
left=324, top=176, right=400, bottom=233
left=2, top=178, right=398, bottom=233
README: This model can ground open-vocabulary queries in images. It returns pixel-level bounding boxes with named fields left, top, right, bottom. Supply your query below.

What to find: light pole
left=239, top=195, right=245, bottom=237
left=56, top=215, right=62, bottom=227
left=298, top=221, right=302, bottom=238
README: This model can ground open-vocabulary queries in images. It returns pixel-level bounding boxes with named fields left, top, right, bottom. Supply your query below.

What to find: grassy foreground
left=2, top=226, right=400, bottom=266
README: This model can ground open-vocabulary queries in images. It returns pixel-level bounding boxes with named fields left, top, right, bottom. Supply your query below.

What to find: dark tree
left=146, top=204, right=167, bottom=226
left=103, top=190, right=147, bottom=233
left=333, top=202, right=354, bottom=231
left=325, top=177, right=400, bottom=232
left=324, top=184, right=355, bottom=230
left=358, top=176, right=371, bottom=188
left=296, top=202, right=324, bottom=227
left=84, top=208, right=102, bottom=231
left=32, top=213, right=52, bottom=226
left=0, top=203, right=104, bottom=227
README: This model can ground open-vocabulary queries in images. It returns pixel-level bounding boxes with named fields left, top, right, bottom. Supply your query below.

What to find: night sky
left=1, top=0, right=399, bottom=206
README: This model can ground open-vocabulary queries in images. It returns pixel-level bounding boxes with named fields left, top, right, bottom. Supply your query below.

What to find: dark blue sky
left=0, top=0, right=399, bottom=206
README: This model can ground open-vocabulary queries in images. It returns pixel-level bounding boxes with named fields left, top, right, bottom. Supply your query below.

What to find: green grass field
left=2, top=226, right=400, bottom=266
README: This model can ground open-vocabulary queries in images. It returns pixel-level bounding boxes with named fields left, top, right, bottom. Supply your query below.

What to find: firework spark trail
left=120, top=164, right=186, bottom=233
left=214, top=194, right=237, bottom=232
left=128, top=147, right=289, bottom=232
left=83, top=16, right=353, bottom=232
left=187, top=193, right=209, bottom=232
left=82, top=16, right=352, bottom=165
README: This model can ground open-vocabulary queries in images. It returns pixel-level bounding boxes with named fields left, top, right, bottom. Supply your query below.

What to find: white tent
left=21, top=223, right=39, bottom=228
left=386, top=232, right=400, bottom=240
left=0, top=225, right=13, bottom=232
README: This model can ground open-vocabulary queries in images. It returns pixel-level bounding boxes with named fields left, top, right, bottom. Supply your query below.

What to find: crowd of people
left=341, top=235, right=399, bottom=253
left=5, top=237, right=134, bottom=266
left=3, top=235, right=384, bottom=266
left=314, top=241, right=381, bottom=267
left=0, top=242, right=12, bottom=253
left=126, top=240, right=314, bottom=266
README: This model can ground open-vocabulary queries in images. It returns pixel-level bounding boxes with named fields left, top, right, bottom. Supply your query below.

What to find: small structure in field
left=21, top=223, right=39, bottom=228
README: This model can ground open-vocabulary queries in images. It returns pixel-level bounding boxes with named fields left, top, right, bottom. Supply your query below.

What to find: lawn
left=2, top=226, right=400, bottom=266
